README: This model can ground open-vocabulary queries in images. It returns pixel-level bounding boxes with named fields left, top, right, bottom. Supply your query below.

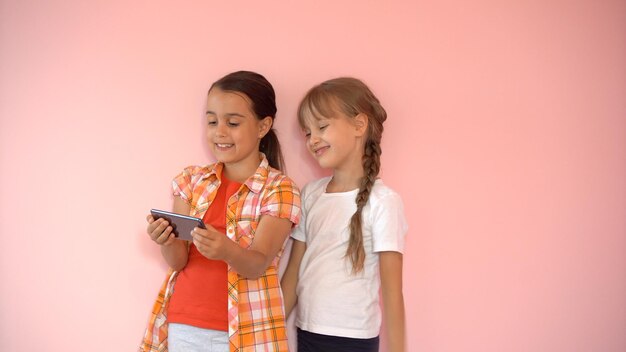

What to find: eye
left=207, top=119, right=217, bottom=126
left=304, top=130, right=311, bottom=137
left=228, top=121, right=240, bottom=127
left=319, top=124, right=328, bottom=130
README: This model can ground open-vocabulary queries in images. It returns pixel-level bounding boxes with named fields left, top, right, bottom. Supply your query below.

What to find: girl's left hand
left=191, top=225, right=234, bottom=262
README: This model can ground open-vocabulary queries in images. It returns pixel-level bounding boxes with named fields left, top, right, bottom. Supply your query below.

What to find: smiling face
left=302, top=108, right=365, bottom=171
left=205, top=88, right=271, bottom=178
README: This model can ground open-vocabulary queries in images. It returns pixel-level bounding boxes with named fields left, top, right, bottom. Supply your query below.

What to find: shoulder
left=365, top=180, right=406, bottom=220
left=258, top=168, right=302, bottom=223
left=179, top=164, right=215, bottom=177
left=367, top=180, right=409, bottom=248
left=257, top=168, right=302, bottom=207
left=368, top=179, right=403, bottom=204
left=173, top=163, right=219, bottom=186
left=264, top=167, right=301, bottom=191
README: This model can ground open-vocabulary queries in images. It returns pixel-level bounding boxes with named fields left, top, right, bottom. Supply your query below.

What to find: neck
left=222, top=154, right=262, bottom=183
left=327, top=168, right=364, bottom=193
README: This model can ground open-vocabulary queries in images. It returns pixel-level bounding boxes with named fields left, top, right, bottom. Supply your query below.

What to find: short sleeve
left=289, top=184, right=308, bottom=242
left=290, top=213, right=306, bottom=242
left=171, top=166, right=197, bottom=205
left=371, top=192, right=408, bottom=253
left=260, top=176, right=302, bottom=226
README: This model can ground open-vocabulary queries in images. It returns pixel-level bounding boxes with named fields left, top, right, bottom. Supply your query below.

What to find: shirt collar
left=199, top=153, right=270, bottom=194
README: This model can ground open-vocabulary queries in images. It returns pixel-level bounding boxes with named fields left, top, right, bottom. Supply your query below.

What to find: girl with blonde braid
left=282, top=77, right=408, bottom=352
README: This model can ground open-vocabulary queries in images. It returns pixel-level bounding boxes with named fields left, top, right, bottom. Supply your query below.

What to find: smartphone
left=150, top=209, right=206, bottom=241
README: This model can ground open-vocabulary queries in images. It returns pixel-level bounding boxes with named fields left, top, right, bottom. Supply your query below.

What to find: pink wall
left=1, top=1, right=624, bottom=351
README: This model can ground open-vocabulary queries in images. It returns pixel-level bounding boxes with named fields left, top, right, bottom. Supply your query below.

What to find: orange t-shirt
left=167, top=173, right=241, bottom=331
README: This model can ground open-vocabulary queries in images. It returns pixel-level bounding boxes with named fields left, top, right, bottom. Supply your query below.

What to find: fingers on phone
left=146, top=219, right=168, bottom=242
left=154, top=225, right=171, bottom=243
left=147, top=219, right=161, bottom=235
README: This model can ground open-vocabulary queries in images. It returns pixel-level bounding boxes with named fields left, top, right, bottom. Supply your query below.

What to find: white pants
left=168, top=323, right=229, bottom=352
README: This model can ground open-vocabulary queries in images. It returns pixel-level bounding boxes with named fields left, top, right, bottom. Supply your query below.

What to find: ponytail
left=260, top=128, right=285, bottom=172
left=210, top=71, right=285, bottom=171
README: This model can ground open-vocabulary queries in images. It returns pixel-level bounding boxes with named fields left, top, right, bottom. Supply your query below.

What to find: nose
left=215, top=121, right=228, bottom=137
left=308, top=132, right=320, bottom=146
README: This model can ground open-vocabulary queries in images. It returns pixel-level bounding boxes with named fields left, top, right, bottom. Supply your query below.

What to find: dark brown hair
left=210, top=71, right=285, bottom=171
left=298, top=77, right=387, bottom=273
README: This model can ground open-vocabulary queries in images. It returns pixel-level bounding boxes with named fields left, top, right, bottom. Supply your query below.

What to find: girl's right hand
left=146, top=215, right=177, bottom=246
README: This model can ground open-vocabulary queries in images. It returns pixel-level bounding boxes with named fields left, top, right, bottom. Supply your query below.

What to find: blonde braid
left=297, top=76, right=386, bottom=274
left=347, top=139, right=382, bottom=273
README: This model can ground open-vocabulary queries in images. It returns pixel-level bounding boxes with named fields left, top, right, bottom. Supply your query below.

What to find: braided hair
left=298, top=77, right=387, bottom=273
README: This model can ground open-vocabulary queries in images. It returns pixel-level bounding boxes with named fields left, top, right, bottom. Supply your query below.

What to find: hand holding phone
left=150, top=209, right=206, bottom=241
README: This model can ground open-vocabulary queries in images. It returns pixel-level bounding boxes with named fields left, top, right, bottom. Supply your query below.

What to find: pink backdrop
left=1, top=1, right=624, bottom=351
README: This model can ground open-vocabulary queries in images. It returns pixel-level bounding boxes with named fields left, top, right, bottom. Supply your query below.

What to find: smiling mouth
left=313, top=146, right=329, bottom=156
left=215, top=143, right=234, bottom=149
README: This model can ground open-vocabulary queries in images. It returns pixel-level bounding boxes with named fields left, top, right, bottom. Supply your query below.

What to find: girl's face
left=206, top=88, right=271, bottom=170
left=302, top=109, right=366, bottom=171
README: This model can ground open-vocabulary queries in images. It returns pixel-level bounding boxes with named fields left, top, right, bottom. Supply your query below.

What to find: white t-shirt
left=291, top=176, right=408, bottom=339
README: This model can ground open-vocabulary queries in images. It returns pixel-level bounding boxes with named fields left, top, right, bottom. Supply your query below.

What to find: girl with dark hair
left=282, top=77, right=408, bottom=352
left=140, top=71, right=301, bottom=352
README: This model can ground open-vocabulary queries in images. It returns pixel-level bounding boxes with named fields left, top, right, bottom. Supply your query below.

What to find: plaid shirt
left=140, top=155, right=301, bottom=352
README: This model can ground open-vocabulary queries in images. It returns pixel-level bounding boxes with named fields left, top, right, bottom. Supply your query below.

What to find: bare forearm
left=160, top=240, right=188, bottom=271
left=281, top=240, right=305, bottom=318
left=192, top=216, right=294, bottom=279
left=223, top=216, right=294, bottom=279
left=383, top=291, right=406, bottom=352
left=380, top=251, right=405, bottom=352
left=224, top=245, right=271, bottom=279
left=281, top=265, right=298, bottom=318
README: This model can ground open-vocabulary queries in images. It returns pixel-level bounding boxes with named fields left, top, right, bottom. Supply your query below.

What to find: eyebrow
left=205, top=110, right=246, bottom=118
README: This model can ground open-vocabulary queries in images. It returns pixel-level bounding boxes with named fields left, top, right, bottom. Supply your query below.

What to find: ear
left=258, top=116, right=273, bottom=138
left=354, top=113, right=369, bottom=137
